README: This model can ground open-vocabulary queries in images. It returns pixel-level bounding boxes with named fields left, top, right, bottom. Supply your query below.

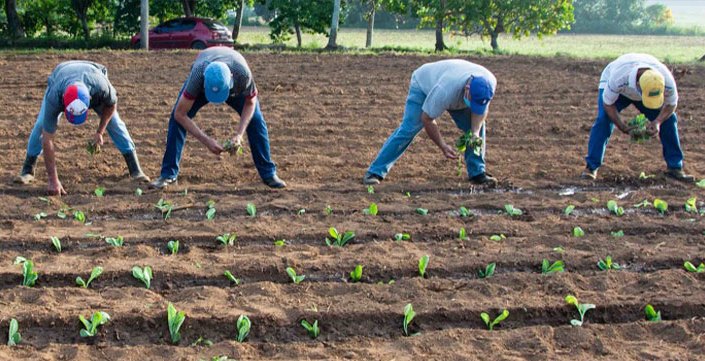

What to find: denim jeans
left=26, top=89, right=136, bottom=157
left=366, top=84, right=486, bottom=178
left=159, top=82, right=277, bottom=180
left=585, top=88, right=683, bottom=171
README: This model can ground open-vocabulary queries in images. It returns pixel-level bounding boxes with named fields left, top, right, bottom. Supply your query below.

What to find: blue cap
left=204, top=62, right=233, bottom=104
left=466, top=76, right=494, bottom=115
left=63, top=82, right=90, bottom=125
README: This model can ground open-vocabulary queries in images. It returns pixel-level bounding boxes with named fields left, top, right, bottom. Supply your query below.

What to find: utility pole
left=140, top=0, right=149, bottom=49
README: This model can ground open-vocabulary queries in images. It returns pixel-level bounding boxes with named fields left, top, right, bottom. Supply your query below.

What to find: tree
left=361, top=0, right=408, bottom=48
left=182, top=0, right=195, bottom=17
left=572, top=0, right=646, bottom=34
left=4, top=0, right=24, bottom=38
left=644, top=3, right=673, bottom=27
left=411, top=0, right=458, bottom=51
left=326, top=0, right=341, bottom=48
left=261, top=0, right=334, bottom=48
left=71, top=0, right=93, bottom=40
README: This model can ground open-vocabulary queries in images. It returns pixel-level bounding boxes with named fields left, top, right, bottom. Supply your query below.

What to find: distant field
left=238, top=27, right=705, bottom=63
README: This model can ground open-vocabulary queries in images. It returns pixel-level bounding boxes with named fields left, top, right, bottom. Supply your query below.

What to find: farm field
left=0, top=51, right=704, bottom=360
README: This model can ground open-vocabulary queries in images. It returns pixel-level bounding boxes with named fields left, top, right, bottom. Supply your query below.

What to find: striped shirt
left=183, top=47, right=257, bottom=101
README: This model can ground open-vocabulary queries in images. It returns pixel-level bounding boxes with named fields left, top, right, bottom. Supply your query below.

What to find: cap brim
left=66, top=112, right=87, bottom=125
left=470, top=100, right=489, bottom=115
left=205, top=88, right=229, bottom=104
left=642, top=94, right=664, bottom=109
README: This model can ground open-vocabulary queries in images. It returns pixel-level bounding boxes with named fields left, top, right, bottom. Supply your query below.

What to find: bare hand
left=93, top=132, right=104, bottom=147
left=205, top=137, right=224, bottom=156
left=441, top=144, right=458, bottom=160
left=47, top=179, right=67, bottom=196
left=619, top=125, right=635, bottom=135
left=646, top=122, right=660, bottom=136
left=231, top=133, right=243, bottom=148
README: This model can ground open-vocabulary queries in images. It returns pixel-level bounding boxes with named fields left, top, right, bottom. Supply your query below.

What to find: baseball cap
left=63, top=82, right=90, bottom=125
left=204, top=62, right=233, bottom=104
left=639, top=69, right=665, bottom=109
left=465, top=76, right=494, bottom=115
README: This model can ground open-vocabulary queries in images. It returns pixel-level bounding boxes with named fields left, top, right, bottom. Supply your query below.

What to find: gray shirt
left=43, top=61, right=117, bottom=133
left=411, top=59, right=497, bottom=119
left=183, top=47, right=257, bottom=101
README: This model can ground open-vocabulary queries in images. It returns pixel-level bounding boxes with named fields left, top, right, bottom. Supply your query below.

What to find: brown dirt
left=0, top=51, right=704, bottom=361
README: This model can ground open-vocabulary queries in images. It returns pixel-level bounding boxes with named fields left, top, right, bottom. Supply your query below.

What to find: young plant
left=350, top=264, right=363, bottom=282
left=76, top=266, right=104, bottom=288
left=455, top=131, right=483, bottom=176
left=565, top=295, right=595, bottom=327
left=73, top=210, right=86, bottom=223
left=394, top=233, right=411, bottom=241
left=274, top=239, right=286, bottom=247
left=639, top=171, right=655, bottom=179
left=634, top=199, right=651, bottom=208
left=597, top=256, right=621, bottom=271
left=418, top=255, right=430, bottom=278
left=86, top=140, right=101, bottom=155
left=478, top=262, right=496, bottom=279
left=246, top=203, right=256, bottom=217
left=607, top=200, right=624, bottom=216
left=572, top=226, right=585, bottom=237
left=105, top=235, right=124, bottom=247
left=645, top=304, right=661, bottom=322
left=564, top=205, right=575, bottom=216
left=15, top=257, right=38, bottom=287
left=79, top=311, right=110, bottom=337
left=50, top=236, right=62, bottom=252
left=653, top=198, right=668, bottom=214
left=325, top=227, right=355, bottom=247
left=480, top=309, right=509, bottom=331
left=167, top=303, right=186, bottom=344
left=134, top=188, right=143, bottom=196
left=402, top=303, right=416, bottom=336
left=611, top=230, right=625, bottom=238
left=459, top=227, right=468, bottom=241
left=541, top=259, right=564, bottom=274
left=94, top=186, right=105, bottom=197
left=236, top=315, right=251, bottom=342
left=489, top=234, right=506, bottom=241
left=216, top=232, right=237, bottom=246
left=458, top=206, right=472, bottom=217
left=697, top=179, right=705, bottom=188
left=363, top=202, right=378, bottom=216
left=300, top=319, right=320, bottom=339
left=628, top=114, right=650, bottom=143
left=33, top=212, right=48, bottom=221
left=286, top=267, right=305, bottom=284
left=7, top=319, right=20, bottom=346
left=504, top=204, right=523, bottom=216
left=224, top=270, right=240, bottom=285
left=205, top=200, right=216, bottom=220
left=222, top=139, right=244, bottom=156
left=685, top=197, right=698, bottom=214
left=415, top=208, right=429, bottom=215
left=324, top=205, right=333, bottom=215
left=367, top=185, right=375, bottom=194
left=683, top=261, right=705, bottom=273
left=132, top=266, right=153, bottom=289
left=155, top=199, right=174, bottom=220
left=167, top=240, right=179, bottom=255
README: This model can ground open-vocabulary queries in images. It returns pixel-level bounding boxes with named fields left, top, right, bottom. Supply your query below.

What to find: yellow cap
left=639, top=69, right=665, bottom=109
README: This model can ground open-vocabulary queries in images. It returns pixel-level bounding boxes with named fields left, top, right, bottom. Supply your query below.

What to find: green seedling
left=504, top=204, right=523, bottom=216
left=363, top=202, right=378, bottom=216
left=415, top=208, right=429, bottom=215
left=645, top=304, right=661, bottom=322
left=480, top=309, right=509, bottom=331
left=105, top=235, right=124, bottom=247
left=541, top=259, right=564, bottom=274
left=324, top=205, right=333, bottom=215
left=685, top=197, right=698, bottom=214
left=597, top=256, right=621, bottom=271
left=489, top=234, right=506, bottom=241
left=455, top=131, right=483, bottom=176
left=205, top=200, right=216, bottom=220
left=190, top=336, right=214, bottom=347
left=246, top=203, right=256, bottom=217
left=74, top=210, right=86, bottom=223
left=300, top=319, right=320, bottom=339
left=478, top=262, right=496, bottom=279
left=607, top=200, right=624, bottom=216
left=653, top=198, right=668, bottom=214
left=572, top=226, right=585, bottom=237
left=79, top=311, right=110, bottom=337
left=86, top=140, right=101, bottom=155
left=286, top=267, right=305, bottom=284
left=38, top=196, right=50, bottom=204
left=155, top=199, right=174, bottom=220
left=402, top=303, right=416, bottom=336
left=135, top=188, right=143, bottom=196
left=350, top=264, right=363, bottom=282
left=57, top=208, right=67, bottom=219
left=697, top=179, right=705, bottom=188
left=367, top=185, right=375, bottom=194
left=564, top=205, right=575, bottom=216
left=459, top=227, right=468, bottom=241
left=634, top=199, right=651, bottom=208
left=216, top=232, right=237, bottom=246
left=683, top=261, right=705, bottom=273
left=167, top=240, right=179, bottom=255
left=628, top=114, right=650, bottom=143
left=33, top=212, right=48, bottom=221
left=224, top=270, right=240, bottom=285
left=76, top=266, right=104, bottom=288
left=325, top=227, right=355, bottom=247
left=7, top=319, right=20, bottom=346
left=51, top=236, right=62, bottom=252
left=297, top=208, right=306, bottom=215
left=132, top=266, right=153, bottom=289
left=15, top=257, right=38, bottom=287
left=167, top=303, right=186, bottom=344
left=274, top=239, right=286, bottom=247
left=404, top=191, right=411, bottom=198
left=94, top=186, right=105, bottom=197
left=565, top=295, right=595, bottom=327
left=611, top=230, right=625, bottom=238
left=236, top=315, right=251, bottom=342
left=639, top=171, right=655, bottom=179
left=553, top=246, right=565, bottom=253
left=394, top=233, right=411, bottom=241
left=418, top=255, right=430, bottom=278
left=222, top=139, right=244, bottom=156
left=458, top=206, right=472, bottom=217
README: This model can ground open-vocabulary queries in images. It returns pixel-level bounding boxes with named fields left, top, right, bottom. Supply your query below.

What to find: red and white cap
left=63, top=83, right=90, bottom=125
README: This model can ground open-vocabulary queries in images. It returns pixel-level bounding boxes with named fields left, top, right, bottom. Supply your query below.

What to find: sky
left=646, top=0, right=705, bottom=26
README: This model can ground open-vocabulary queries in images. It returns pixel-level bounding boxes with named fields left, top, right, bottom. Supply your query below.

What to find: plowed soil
left=0, top=51, right=704, bottom=361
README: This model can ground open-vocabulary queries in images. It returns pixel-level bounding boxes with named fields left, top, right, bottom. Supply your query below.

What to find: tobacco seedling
left=155, top=199, right=174, bottom=220
left=639, top=171, right=655, bottom=180
left=33, top=212, right=48, bottom=221
left=564, top=205, right=575, bottom=216
left=297, top=208, right=306, bottom=215
left=246, top=203, right=256, bottom=217
left=645, top=304, right=661, bottom=322
left=489, top=234, right=506, bottom=241
left=236, top=315, right=251, bottom=342
left=553, top=246, right=565, bottom=254
left=132, top=266, right=153, bottom=289
left=597, top=256, right=621, bottom=271
left=394, top=233, right=411, bottom=241
left=415, top=208, right=428, bottom=215
left=565, top=295, right=595, bottom=327
left=653, top=199, right=668, bottom=214
left=167, top=303, right=186, bottom=344
left=286, top=267, right=305, bottom=284
left=418, top=255, right=430, bottom=278
left=628, top=114, right=650, bottom=143
left=15, top=257, right=38, bottom=287
left=478, top=262, right=496, bottom=279
left=105, top=235, right=124, bottom=247
left=79, top=311, right=110, bottom=337
left=74, top=210, right=86, bottom=223
left=51, top=236, right=62, bottom=252
left=94, top=187, right=105, bottom=197
left=350, top=264, right=363, bottom=282
left=135, top=188, right=143, bottom=196
left=324, top=205, right=333, bottom=215
left=325, top=227, right=355, bottom=247
left=685, top=197, right=698, bottom=214
left=76, top=266, right=104, bottom=288
left=455, top=131, right=482, bottom=176
left=274, top=239, right=286, bottom=247
left=572, top=226, right=585, bottom=237
left=542, top=259, right=564, bottom=274
left=683, top=261, right=705, bottom=273
left=7, top=319, right=20, bottom=346
left=504, top=204, right=523, bottom=216
left=459, top=227, right=468, bottom=241
left=86, top=140, right=101, bottom=155
left=367, top=185, right=375, bottom=194
left=481, top=309, right=509, bottom=331
left=363, top=202, right=378, bottom=216
left=224, top=270, right=240, bottom=285
left=611, top=230, right=625, bottom=238
left=607, top=200, right=624, bottom=216
left=697, top=179, right=705, bottom=188
left=216, top=232, right=237, bottom=246
left=634, top=199, right=651, bottom=208
left=402, top=303, right=416, bottom=336
left=222, top=139, right=244, bottom=156
left=205, top=200, right=216, bottom=220
left=167, top=240, right=179, bottom=255
left=458, top=206, right=472, bottom=217
left=300, top=319, right=320, bottom=339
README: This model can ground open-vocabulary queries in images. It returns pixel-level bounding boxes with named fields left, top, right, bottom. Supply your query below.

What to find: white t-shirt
left=599, top=53, right=677, bottom=106
left=411, top=59, right=497, bottom=119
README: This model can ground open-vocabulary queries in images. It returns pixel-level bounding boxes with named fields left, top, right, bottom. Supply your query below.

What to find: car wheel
left=191, top=41, right=206, bottom=50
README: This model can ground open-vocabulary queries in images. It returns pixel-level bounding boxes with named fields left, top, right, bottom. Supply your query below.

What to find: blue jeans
left=366, top=84, right=486, bottom=178
left=26, top=89, right=136, bottom=157
left=585, top=88, right=683, bottom=171
left=159, top=83, right=277, bottom=180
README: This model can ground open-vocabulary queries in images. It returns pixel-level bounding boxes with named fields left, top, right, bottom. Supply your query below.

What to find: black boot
left=14, top=155, right=37, bottom=184
left=122, top=151, right=150, bottom=182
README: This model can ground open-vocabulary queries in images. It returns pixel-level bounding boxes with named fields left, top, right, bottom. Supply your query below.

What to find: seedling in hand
left=504, top=204, right=523, bottom=216
left=653, top=198, right=668, bottom=214
left=645, top=304, right=661, bottom=322
left=94, top=187, right=105, bottom=197
left=300, top=319, right=320, bottom=339
left=572, top=226, right=585, bottom=237
left=76, top=266, right=103, bottom=288
left=79, top=311, right=110, bottom=337
left=394, top=233, right=411, bottom=241
left=105, top=235, right=124, bottom=247
left=286, top=267, right=305, bottom=284
left=415, top=208, right=428, bottom=215
left=402, top=303, right=416, bottom=336
left=478, top=262, right=496, bottom=279
left=325, top=227, right=355, bottom=247
left=222, top=139, right=244, bottom=156
left=86, top=140, right=101, bottom=155
left=167, top=303, right=186, bottom=344
left=15, top=257, right=38, bottom=287
left=224, top=270, right=240, bottom=285
left=7, top=319, right=20, bottom=346
left=683, top=261, right=705, bottom=273
left=205, top=200, right=216, bottom=220
left=542, top=259, right=564, bottom=274
left=607, top=200, right=624, bottom=216
left=132, top=266, right=153, bottom=289
left=350, top=264, right=363, bottom=282
left=51, top=236, right=62, bottom=252
left=564, top=205, right=575, bottom=216
left=455, top=131, right=482, bottom=176
left=217, top=232, right=237, bottom=246
left=167, top=240, right=179, bottom=255
left=246, top=203, right=256, bottom=217
left=597, top=256, right=621, bottom=271
left=481, top=309, right=509, bottom=331
left=363, top=202, right=378, bottom=216
left=628, top=114, right=650, bottom=143
left=236, top=315, right=251, bottom=342
left=565, top=295, right=595, bottom=327
left=418, top=255, right=430, bottom=278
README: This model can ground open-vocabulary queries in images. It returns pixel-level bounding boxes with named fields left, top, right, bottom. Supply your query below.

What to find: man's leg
left=584, top=89, right=633, bottom=172
left=449, top=108, right=486, bottom=178
left=226, top=96, right=278, bottom=182
left=101, top=109, right=149, bottom=181
left=16, top=90, right=51, bottom=183
left=632, top=102, right=684, bottom=171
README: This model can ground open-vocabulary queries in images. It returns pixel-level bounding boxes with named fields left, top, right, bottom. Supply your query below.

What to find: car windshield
left=202, top=19, right=228, bottom=31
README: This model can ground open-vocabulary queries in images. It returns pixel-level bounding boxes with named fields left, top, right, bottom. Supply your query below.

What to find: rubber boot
left=14, top=155, right=37, bottom=184
left=123, top=151, right=150, bottom=182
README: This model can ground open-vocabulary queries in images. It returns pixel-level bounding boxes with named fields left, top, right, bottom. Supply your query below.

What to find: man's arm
left=232, top=95, right=257, bottom=144
left=470, top=111, right=488, bottom=137
left=173, top=95, right=223, bottom=155
left=647, top=103, right=676, bottom=136
left=93, top=103, right=116, bottom=147
left=421, top=112, right=457, bottom=159
left=603, top=103, right=632, bottom=134
left=41, top=130, right=66, bottom=196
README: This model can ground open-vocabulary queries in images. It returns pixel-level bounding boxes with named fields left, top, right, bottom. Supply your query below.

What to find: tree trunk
left=80, top=15, right=90, bottom=40
left=4, top=0, right=25, bottom=38
left=326, top=0, right=341, bottom=49
left=294, top=21, right=302, bottom=48
left=365, top=3, right=375, bottom=48
left=232, top=0, right=245, bottom=43
left=435, top=17, right=446, bottom=51
left=490, top=31, right=499, bottom=51
left=182, top=0, right=193, bottom=17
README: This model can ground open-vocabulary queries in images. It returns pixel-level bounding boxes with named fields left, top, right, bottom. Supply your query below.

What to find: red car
left=131, top=17, right=233, bottom=49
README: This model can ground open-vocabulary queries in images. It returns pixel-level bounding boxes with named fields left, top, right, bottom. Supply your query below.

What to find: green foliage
left=541, top=259, right=564, bottom=274
left=217, top=232, right=237, bottom=246
left=685, top=197, right=698, bottom=214
left=489, top=234, right=506, bottom=241
left=7, top=319, right=20, bottom=346
left=105, top=235, right=124, bottom=247
left=264, top=0, right=336, bottom=47
left=324, top=205, right=333, bottom=215
left=155, top=199, right=174, bottom=220
left=206, top=200, right=216, bottom=221
left=224, top=270, right=240, bottom=285
left=73, top=210, right=86, bottom=223
left=697, top=179, right=705, bottom=188
left=572, top=226, right=585, bottom=237
left=94, top=186, right=105, bottom=197
left=402, top=303, right=416, bottom=336
left=639, top=171, right=654, bottom=179
left=78, top=311, right=110, bottom=338
left=76, top=266, right=103, bottom=288
left=15, top=257, right=38, bottom=287
left=611, top=230, right=625, bottom=238
left=572, top=0, right=679, bottom=35
left=33, top=212, right=48, bottom=221
left=607, top=200, right=624, bottom=216
left=167, top=303, right=186, bottom=344
left=480, top=309, right=509, bottom=331
left=274, top=239, right=286, bottom=247
left=653, top=199, right=668, bottom=214
left=300, top=319, right=320, bottom=339
left=628, top=114, right=650, bottom=143
left=644, top=304, right=661, bottom=322
left=597, top=256, right=621, bottom=271
left=325, top=227, right=355, bottom=247
left=367, top=185, right=375, bottom=194
left=246, top=203, right=257, bottom=217
left=565, top=295, right=595, bottom=327
left=350, top=264, right=363, bottom=282
left=132, top=266, right=152, bottom=289
left=415, top=208, right=428, bottom=215
left=633, top=199, right=651, bottom=208
left=458, top=206, right=472, bottom=217
left=478, top=262, right=495, bottom=279
left=418, top=255, right=430, bottom=278
left=236, top=315, right=251, bottom=342
left=286, top=267, right=305, bottom=284
left=167, top=240, right=180, bottom=255
left=394, top=233, right=411, bottom=241
left=458, top=227, right=468, bottom=241
left=363, top=202, right=378, bottom=216
left=135, top=188, right=143, bottom=196
left=504, top=204, right=523, bottom=216
left=51, top=236, right=62, bottom=252
left=455, top=131, right=482, bottom=175
left=683, top=261, right=705, bottom=273
left=564, top=205, right=575, bottom=216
